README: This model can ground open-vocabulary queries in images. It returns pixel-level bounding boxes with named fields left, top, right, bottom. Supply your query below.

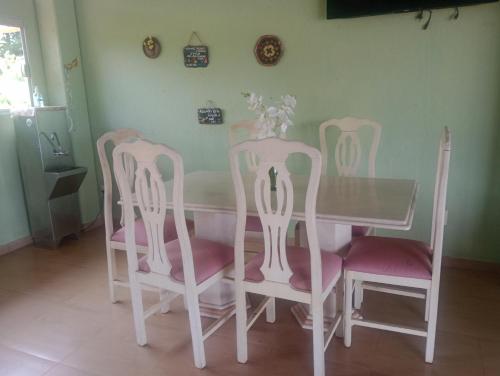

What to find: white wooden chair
left=343, top=127, right=451, bottom=363
left=229, top=121, right=263, bottom=237
left=295, top=117, right=382, bottom=247
left=319, top=117, right=382, bottom=179
left=114, top=139, right=235, bottom=369
left=96, top=129, right=193, bottom=303
left=319, top=116, right=382, bottom=238
left=230, top=138, right=343, bottom=376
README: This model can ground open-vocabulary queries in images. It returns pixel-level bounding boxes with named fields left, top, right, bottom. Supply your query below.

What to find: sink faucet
left=40, top=132, right=69, bottom=157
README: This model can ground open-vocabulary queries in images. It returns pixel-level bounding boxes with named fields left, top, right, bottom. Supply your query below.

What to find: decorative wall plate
left=254, top=35, right=283, bottom=66
left=142, top=36, right=161, bottom=59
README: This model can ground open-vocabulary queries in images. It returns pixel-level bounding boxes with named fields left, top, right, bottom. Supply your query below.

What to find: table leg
left=291, top=221, right=351, bottom=336
left=194, top=212, right=237, bottom=319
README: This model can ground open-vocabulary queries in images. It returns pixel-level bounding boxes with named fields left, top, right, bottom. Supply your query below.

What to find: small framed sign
left=184, top=32, right=209, bottom=68
left=198, top=106, right=223, bottom=125
left=184, top=46, right=209, bottom=68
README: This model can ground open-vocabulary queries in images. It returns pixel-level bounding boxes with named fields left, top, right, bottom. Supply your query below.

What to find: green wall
left=75, top=0, right=500, bottom=263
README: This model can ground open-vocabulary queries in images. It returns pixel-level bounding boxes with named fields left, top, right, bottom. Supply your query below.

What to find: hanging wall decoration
left=184, top=32, right=209, bottom=68
left=142, top=36, right=161, bottom=59
left=198, top=101, right=223, bottom=125
left=254, top=35, right=283, bottom=66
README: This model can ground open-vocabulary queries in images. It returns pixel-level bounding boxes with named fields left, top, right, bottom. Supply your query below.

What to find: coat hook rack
left=416, top=9, right=432, bottom=30
left=450, top=7, right=459, bottom=20
left=423, top=9, right=432, bottom=30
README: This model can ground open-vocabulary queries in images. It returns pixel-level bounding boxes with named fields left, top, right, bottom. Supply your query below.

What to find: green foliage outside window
left=0, top=32, right=23, bottom=58
left=0, top=29, right=30, bottom=109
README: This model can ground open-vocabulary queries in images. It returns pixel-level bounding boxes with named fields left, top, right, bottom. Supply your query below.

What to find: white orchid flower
left=281, top=95, right=297, bottom=109
left=243, top=92, right=296, bottom=139
left=266, top=106, right=279, bottom=118
left=245, top=93, right=262, bottom=113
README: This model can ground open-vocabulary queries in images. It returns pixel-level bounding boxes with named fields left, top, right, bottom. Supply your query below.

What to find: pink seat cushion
left=352, top=226, right=370, bottom=237
left=245, top=246, right=343, bottom=292
left=138, top=237, right=234, bottom=285
left=111, top=216, right=194, bottom=246
left=246, top=215, right=263, bottom=232
left=345, top=236, right=432, bottom=280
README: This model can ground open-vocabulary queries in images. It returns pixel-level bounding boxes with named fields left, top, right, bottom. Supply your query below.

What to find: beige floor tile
left=61, top=322, right=197, bottom=376
left=327, top=327, right=381, bottom=368
left=43, top=364, right=98, bottom=376
left=0, top=291, right=58, bottom=330
left=0, top=303, right=104, bottom=362
left=479, top=339, right=500, bottom=376
left=0, top=344, right=55, bottom=376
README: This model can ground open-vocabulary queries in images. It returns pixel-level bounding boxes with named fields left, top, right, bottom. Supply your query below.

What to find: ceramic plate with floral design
left=143, top=36, right=161, bottom=59
left=254, top=35, right=283, bottom=66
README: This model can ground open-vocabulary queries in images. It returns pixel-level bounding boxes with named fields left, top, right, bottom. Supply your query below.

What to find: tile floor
left=0, top=228, right=499, bottom=375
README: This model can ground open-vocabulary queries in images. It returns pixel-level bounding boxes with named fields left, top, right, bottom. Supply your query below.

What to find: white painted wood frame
left=114, top=139, right=235, bottom=369
left=319, top=116, right=382, bottom=178
left=320, top=117, right=382, bottom=308
left=230, top=138, right=343, bottom=376
left=296, top=117, right=382, bottom=245
left=96, top=128, right=145, bottom=303
left=344, top=127, right=451, bottom=364
left=229, top=120, right=259, bottom=173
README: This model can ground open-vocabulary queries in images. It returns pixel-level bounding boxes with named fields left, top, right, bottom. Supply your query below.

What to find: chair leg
left=266, top=297, right=276, bottom=323
left=105, top=244, right=118, bottom=303
left=425, top=290, right=430, bottom=322
left=344, top=273, right=353, bottom=348
left=185, top=291, right=206, bottom=369
left=129, top=277, right=147, bottom=346
left=425, top=291, right=439, bottom=363
left=354, top=280, right=363, bottom=310
left=311, top=297, right=325, bottom=376
left=236, top=288, right=248, bottom=363
left=159, top=289, right=170, bottom=314
left=335, top=277, right=345, bottom=338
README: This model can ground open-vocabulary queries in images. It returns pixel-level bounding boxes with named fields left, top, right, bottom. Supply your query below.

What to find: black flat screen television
left=327, top=0, right=498, bottom=19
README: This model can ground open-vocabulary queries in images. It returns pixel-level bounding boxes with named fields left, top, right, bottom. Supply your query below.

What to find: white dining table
left=160, top=170, right=418, bottom=330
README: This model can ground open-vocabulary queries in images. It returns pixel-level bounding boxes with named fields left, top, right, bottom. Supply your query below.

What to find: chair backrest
left=319, top=117, right=382, bottom=177
left=429, top=127, right=452, bottom=282
left=229, top=120, right=259, bottom=172
left=97, top=129, right=144, bottom=241
left=113, top=139, right=196, bottom=285
left=230, top=138, right=323, bottom=293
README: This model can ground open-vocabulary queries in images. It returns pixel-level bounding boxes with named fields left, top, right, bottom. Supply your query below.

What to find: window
left=0, top=24, right=31, bottom=110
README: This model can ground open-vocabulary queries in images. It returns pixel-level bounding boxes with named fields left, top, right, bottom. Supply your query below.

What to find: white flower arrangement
left=243, top=92, right=297, bottom=139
